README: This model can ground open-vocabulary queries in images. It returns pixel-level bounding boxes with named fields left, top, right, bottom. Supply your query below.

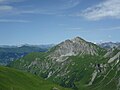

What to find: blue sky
left=0, top=0, right=120, bottom=45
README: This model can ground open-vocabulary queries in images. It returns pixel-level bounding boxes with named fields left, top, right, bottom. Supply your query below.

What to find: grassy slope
left=9, top=50, right=119, bottom=90
left=65, top=55, right=107, bottom=90
left=0, top=66, right=71, bottom=90
left=9, top=52, right=108, bottom=90
left=69, top=55, right=119, bottom=90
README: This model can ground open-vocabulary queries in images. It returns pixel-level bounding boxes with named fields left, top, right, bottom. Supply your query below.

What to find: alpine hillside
left=0, top=66, right=71, bottom=90
left=9, top=37, right=120, bottom=90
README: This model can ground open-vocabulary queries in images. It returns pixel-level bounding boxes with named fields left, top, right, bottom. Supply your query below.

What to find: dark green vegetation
left=0, top=66, right=71, bottom=90
left=9, top=53, right=109, bottom=90
left=8, top=37, right=120, bottom=90
left=0, top=45, right=51, bottom=65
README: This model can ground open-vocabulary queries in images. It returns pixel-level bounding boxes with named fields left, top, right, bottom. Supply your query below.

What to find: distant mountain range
left=1, top=41, right=119, bottom=66
left=9, top=37, right=120, bottom=90
left=0, top=44, right=54, bottom=49
left=0, top=44, right=54, bottom=65
left=98, top=42, right=120, bottom=49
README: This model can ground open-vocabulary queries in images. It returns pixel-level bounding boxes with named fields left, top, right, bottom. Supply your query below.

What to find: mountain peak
left=49, top=37, right=103, bottom=58
left=71, top=36, right=86, bottom=43
left=73, top=36, right=84, bottom=40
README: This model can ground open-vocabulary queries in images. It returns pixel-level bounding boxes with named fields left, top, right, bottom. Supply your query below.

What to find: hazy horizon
left=0, top=36, right=119, bottom=46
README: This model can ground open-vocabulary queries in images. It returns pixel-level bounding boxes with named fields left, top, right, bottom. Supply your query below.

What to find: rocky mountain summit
left=9, top=37, right=120, bottom=90
left=50, top=37, right=100, bottom=57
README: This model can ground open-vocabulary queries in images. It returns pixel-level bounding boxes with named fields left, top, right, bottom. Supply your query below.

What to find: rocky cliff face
left=49, top=37, right=104, bottom=62
left=50, top=37, right=101, bottom=57
left=9, top=37, right=120, bottom=90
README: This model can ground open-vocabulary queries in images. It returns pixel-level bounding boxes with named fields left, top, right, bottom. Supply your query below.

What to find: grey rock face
left=50, top=37, right=100, bottom=59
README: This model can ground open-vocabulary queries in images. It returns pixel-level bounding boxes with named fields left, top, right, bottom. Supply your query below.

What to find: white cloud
left=0, top=0, right=25, bottom=4
left=19, top=9, right=57, bottom=15
left=59, top=0, right=80, bottom=10
left=67, top=27, right=82, bottom=30
left=0, top=0, right=4, bottom=3
left=80, top=0, right=120, bottom=20
left=97, top=26, right=120, bottom=30
left=19, top=0, right=81, bottom=15
left=0, top=5, right=13, bottom=11
left=0, top=0, right=6, bottom=3
left=108, top=35, right=112, bottom=38
left=0, top=0, right=80, bottom=17
left=0, top=0, right=25, bottom=15
left=0, top=19, right=30, bottom=23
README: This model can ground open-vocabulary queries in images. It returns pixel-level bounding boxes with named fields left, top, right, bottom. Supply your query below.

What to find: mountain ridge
left=0, top=45, right=53, bottom=65
left=9, top=36, right=120, bottom=90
